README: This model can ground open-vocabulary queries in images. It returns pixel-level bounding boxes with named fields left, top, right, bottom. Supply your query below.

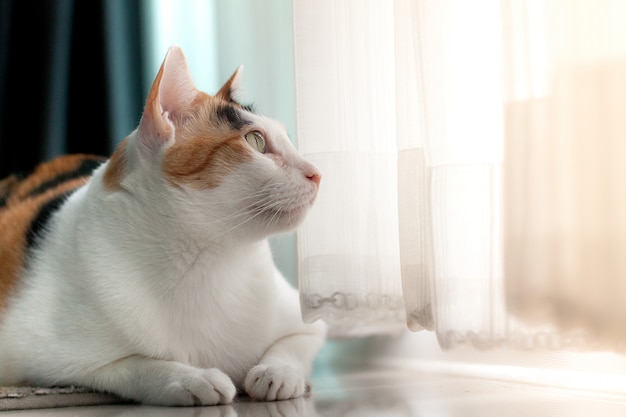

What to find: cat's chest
left=136, top=251, right=278, bottom=379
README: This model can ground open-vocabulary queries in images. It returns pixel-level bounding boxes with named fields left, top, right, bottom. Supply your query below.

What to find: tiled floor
left=4, top=367, right=626, bottom=417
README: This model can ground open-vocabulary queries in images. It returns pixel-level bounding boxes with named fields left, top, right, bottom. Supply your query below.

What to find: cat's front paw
left=244, top=365, right=307, bottom=401
left=157, top=366, right=236, bottom=406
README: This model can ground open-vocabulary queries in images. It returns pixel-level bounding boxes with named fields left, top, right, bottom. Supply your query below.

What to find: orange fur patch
left=0, top=155, right=103, bottom=316
left=163, top=95, right=254, bottom=189
left=4, top=155, right=105, bottom=203
left=103, top=139, right=128, bottom=191
left=0, top=176, right=20, bottom=206
left=164, top=133, right=251, bottom=189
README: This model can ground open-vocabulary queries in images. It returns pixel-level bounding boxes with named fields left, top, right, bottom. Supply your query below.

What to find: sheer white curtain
left=294, top=1, right=405, bottom=338
left=504, top=0, right=626, bottom=350
left=294, top=0, right=626, bottom=350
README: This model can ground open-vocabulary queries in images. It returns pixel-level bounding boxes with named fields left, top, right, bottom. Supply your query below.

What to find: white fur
left=0, top=128, right=325, bottom=405
left=0, top=47, right=326, bottom=406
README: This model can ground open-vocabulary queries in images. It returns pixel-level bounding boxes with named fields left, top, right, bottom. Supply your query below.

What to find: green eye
left=244, top=131, right=266, bottom=154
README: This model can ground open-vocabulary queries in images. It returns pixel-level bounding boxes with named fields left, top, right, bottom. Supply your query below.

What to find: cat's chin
left=260, top=203, right=313, bottom=233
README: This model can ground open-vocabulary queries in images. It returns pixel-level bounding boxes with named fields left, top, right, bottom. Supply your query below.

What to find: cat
left=0, top=45, right=326, bottom=406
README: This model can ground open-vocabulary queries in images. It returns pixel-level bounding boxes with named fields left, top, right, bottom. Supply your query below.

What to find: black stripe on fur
left=25, top=191, right=73, bottom=249
left=25, top=158, right=104, bottom=200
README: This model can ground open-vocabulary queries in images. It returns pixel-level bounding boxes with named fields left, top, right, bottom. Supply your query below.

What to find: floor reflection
left=7, top=369, right=626, bottom=417
left=22, top=396, right=321, bottom=417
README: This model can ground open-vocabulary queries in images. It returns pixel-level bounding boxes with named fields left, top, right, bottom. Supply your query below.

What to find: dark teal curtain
left=0, top=0, right=146, bottom=178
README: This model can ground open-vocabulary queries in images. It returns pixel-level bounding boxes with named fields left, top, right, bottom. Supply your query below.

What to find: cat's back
left=0, top=154, right=105, bottom=313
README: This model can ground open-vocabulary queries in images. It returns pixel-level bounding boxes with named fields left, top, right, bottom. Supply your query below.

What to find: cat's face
left=162, top=100, right=320, bottom=240
left=104, top=46, right=320, bottom=241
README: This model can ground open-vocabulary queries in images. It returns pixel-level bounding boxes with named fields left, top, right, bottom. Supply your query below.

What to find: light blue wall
left=141, top=0, right=299, bottom=284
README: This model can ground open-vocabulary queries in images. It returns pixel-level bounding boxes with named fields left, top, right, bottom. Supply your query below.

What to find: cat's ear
left=216, top=65, right=244, bottom=103
left=137, top=45, right=198, bottom=153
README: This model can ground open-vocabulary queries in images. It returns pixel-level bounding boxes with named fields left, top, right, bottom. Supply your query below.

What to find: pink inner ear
left=158, top=46, right=198, bottom=115
left=137, top=45, right=199, bottom=151
left=216, top=64, right=244, bottom=102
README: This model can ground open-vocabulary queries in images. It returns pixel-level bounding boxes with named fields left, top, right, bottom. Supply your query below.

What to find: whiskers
left=178, top=182, right=311, bottom=242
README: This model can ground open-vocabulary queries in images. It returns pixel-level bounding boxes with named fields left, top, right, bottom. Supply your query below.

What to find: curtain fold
left=294, top=0, right=406, bottom=338
left=294, top=0, right=508, bottom=343
left=294, top=0, right=626, bottom=350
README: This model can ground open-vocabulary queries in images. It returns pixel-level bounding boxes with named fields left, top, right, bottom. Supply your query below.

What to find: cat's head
left=104, top=45, right=320, bottom=242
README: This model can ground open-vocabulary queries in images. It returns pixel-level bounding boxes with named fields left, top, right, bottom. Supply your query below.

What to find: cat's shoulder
left=0, top=154, right=106, bottom=210
left=0, top=154, right=106, bottom=313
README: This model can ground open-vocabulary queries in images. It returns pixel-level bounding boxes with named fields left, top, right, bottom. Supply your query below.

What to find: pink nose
left=307, top=172, right=321, bottom=186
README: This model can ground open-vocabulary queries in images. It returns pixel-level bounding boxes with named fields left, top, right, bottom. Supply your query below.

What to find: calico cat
left=0, top=45, right=326, bottom=406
